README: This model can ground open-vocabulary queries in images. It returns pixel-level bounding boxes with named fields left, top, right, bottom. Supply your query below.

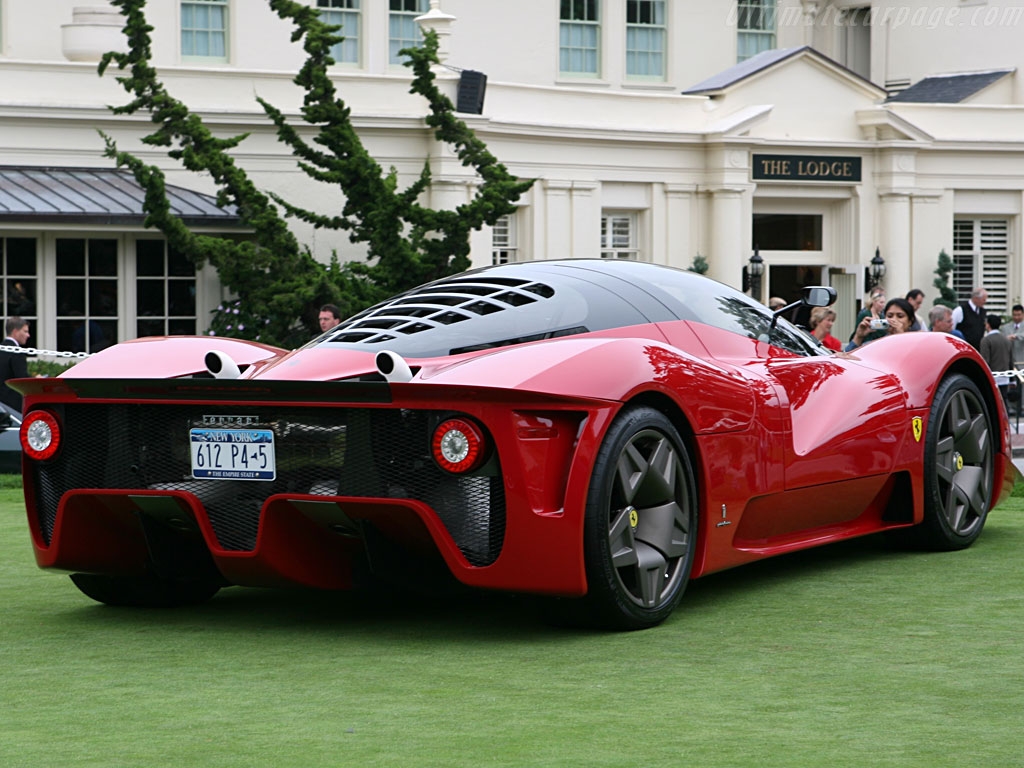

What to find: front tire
left=70, top=573, right=221, bottom=608
left=581, top=406, right=698, bottom=630
left=913, top=373, right=994, bottom=550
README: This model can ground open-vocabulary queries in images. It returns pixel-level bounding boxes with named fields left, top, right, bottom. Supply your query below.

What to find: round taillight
left=20, top=410, right=61, bottom=461
left=431, top=418, right=486, bottom=473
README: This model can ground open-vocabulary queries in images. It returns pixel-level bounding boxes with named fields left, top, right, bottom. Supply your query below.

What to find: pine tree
left=99, top=0, right=532, bottom=346
left=932, top=249, right=959, bottom=309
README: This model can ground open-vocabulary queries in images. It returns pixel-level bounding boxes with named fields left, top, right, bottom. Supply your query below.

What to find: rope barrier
left=991, top=370, right=1024, bottom=381
left=2, top=346, right=91, bottom=359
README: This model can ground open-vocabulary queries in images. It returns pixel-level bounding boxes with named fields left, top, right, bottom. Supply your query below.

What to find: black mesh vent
left=328, top=277, right=554, bottom=343
left=30, top=405, right=505, bottom=566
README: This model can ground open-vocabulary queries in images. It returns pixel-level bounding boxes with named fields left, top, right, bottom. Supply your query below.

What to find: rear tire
left=911, top=373, right=994, bottom=550
left=70, top=573, right=220, bottom=608
left=580, top=406, right=698, bottom=630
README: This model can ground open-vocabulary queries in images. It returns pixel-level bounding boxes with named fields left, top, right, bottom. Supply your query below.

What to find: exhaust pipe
left=375, top=350, right=414, bottom=383
left=205, top=350, right=241, bottom=379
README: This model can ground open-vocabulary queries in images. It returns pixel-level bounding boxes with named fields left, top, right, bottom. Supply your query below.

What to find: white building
left=2, top=0, right=1023, bottom=351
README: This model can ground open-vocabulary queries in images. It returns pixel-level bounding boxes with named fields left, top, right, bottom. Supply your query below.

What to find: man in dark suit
left=951, top=286, right=987, bottom=350
left=981, top=314, right=1013, bottom=413
left=1002, top=303, right=1024, bottom=367
left=1, top=316, right=32, bottom=414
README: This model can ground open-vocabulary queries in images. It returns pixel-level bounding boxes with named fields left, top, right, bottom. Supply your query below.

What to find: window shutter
left=952, top=218, right=1011, bottom=314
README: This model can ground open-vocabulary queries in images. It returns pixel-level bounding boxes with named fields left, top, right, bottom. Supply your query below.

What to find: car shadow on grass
left=52, top=523, right=1018, bottom=638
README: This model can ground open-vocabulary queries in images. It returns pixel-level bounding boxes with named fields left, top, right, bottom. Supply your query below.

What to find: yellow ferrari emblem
left=912, top=417, right=923, bottom=442
left=629, top=508, right=639, bottom=528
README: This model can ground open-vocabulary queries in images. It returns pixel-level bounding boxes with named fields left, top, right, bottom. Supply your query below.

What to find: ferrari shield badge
left=912, top=417, right=923, bottom=442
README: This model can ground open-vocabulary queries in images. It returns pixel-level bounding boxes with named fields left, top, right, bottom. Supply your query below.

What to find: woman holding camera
left=851, top=286, right=888, bottom=345
left=844, top=297, right=915, bottom=352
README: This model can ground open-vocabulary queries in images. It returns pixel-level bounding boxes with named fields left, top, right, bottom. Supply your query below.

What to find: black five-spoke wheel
left=583, top=406, right=697, bottom=629
left=918, top=373, right=994, bottom=550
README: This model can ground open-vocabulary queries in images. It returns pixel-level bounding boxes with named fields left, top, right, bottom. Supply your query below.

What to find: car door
left=763, top=352, right=907, bottom=490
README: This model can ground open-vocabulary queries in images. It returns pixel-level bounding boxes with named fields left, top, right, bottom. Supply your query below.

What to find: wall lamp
left=745, top=246, right=765, bottom=302
left=866, top=247, right=886, bottom=289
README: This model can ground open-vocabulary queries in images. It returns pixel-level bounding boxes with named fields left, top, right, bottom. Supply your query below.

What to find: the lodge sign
left=752, top=154, right=862, bottom=183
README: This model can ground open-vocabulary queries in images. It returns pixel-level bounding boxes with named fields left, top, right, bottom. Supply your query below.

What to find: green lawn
left=2, top=481, right=1023, bottom=767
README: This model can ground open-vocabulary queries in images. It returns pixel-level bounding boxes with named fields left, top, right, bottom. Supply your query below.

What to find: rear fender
left=421, top=336, right=755, bottom=434
left=56, top=336, right=287, bottom=380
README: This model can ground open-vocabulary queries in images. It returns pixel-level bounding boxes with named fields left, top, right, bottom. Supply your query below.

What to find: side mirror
left=762, top=285, right=838, bottom=346
left=802, top=286, right=837, bottom=308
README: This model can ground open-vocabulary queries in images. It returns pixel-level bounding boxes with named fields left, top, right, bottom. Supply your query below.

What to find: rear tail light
left=432, top=418, right=486, bottom=473
left=21, top=410, right=61, bottom=461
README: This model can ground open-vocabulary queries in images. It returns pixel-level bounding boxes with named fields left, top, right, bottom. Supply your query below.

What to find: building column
left=910, top=190, right=946, bottom=297
left=878, top=190, right=912, bottom=296
left=662, top=184, right=697, bottom=268
left=542, top=180, right=573, bottom=261
left=707, top=186, right=747, bottom=289
left=570, top=181, right=599, bottom=259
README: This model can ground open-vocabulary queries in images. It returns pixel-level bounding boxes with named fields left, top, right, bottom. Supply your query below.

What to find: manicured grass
left=2, top=481, right=1023, bottom=767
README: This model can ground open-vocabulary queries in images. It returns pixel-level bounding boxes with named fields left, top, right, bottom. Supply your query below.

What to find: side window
left=318, top=0, right=360, bottom=66
left=640, top=265, right=824, bottom=357
left=600, top=212, right=638, bottom=260
left=492, top=214, right=518, bottom=265
left=560, top=0, right=600, bottom=77
left=181, top=0, right=229, bottom=61
left=3, top=237, right=38, bottom=324
left=709, top=296, right=822, bottom=356
left=56, top=238, right=118, bottom=353
left=389, top=0, right=427, bottom=64
left=737, top=0, right=776, bottom=62
left=626, top=0, right=666, bottom=80
left=136, top=240, right=198, bottom=337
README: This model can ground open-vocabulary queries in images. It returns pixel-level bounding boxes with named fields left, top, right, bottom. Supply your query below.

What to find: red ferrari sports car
left=13, top=259, right=1016, bottom=629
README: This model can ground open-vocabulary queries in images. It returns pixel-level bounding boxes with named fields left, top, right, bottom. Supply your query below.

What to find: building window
left=601, top=213, right=638, bottom=260
left=2, top=237, right=38, bottom=323
left=389, top=0, right=427, bottom=65
left=181, top=0, right=228, bottom=60
left=136, top=240, right=198, bottom=338
left=953, top=218, right=1010, bottom=314
left=737, top=0, right=775, bottom=62
left=839, top=7, right=871, bottom=80
left=492, top=214, right=518, bottom=265
left=560, top=0, right=600, bottom=76
left=318, top=0, right=360, bottom=65
left=753, top=214, right=822, bottom=251
left=56, top=238, right=118, bottom=353
left=626, top=0, right=665, bottom=79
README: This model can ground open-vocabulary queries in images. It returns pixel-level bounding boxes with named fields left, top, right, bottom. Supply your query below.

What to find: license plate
left=190, top=428, right=276, bottom=481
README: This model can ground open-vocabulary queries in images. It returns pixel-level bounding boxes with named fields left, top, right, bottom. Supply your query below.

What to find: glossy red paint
left=12, top=283, right=1017, bottom=611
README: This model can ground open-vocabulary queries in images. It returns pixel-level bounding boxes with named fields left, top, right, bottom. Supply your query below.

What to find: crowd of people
left=773, top=282, right=1022, bottom=414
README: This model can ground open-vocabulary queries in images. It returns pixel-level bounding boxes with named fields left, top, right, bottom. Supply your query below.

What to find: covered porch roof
left=0, top=166, right=243, bottom=227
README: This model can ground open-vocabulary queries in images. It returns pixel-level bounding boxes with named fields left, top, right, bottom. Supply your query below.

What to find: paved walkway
left=1008, top=416, right=1024, bottom=474
left=1010, top=415, right=1024, bottom=457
